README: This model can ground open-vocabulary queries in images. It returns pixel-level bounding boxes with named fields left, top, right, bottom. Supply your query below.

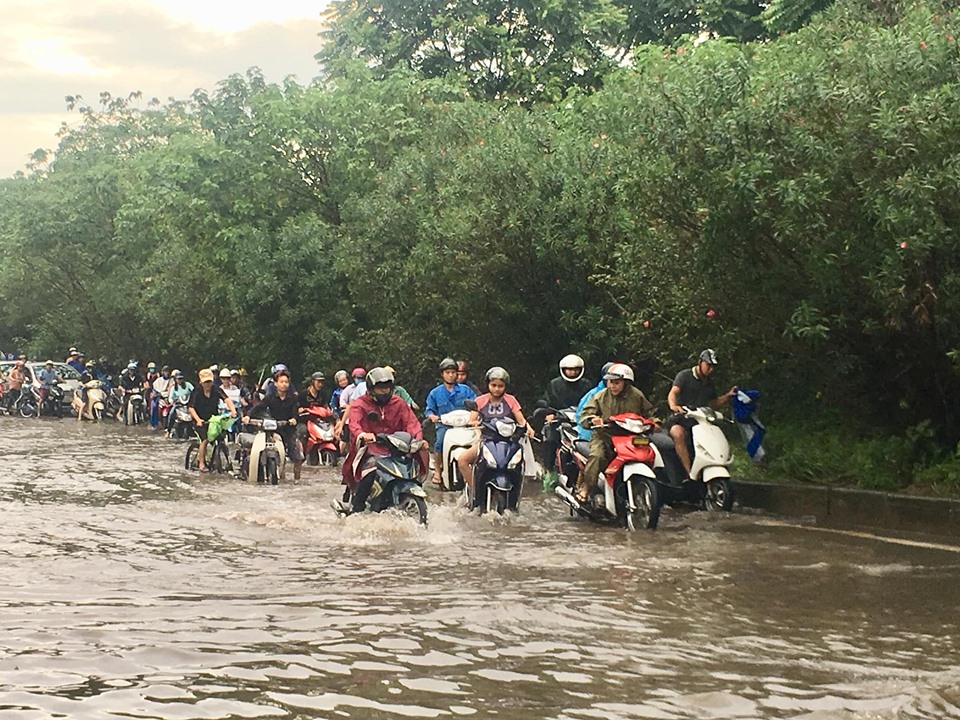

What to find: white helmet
left=603, top=362, right=635, bottom=382
left=558, top=354, right=585, bottom=382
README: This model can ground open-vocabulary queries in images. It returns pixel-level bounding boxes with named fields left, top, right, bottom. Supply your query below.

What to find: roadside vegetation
left=1, top=0, right=959, bottom=491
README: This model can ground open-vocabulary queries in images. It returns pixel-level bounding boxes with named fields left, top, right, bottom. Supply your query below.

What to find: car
left=0, top=360, right=82, bottom=407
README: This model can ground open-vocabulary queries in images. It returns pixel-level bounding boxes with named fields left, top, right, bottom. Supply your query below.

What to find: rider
left=576, top=362, right=615, bottom=441
left=577, top=363, right=655, bottom=502
left=218, top=368, right=242, bottom=428
left=261, top=363, right=289, bottom=398
left=425, top=357, right=477, bottom=486
left=455, top=360, right=481, bottom=396
left=68, top=352, right=86, bottom=374
left=456, top=367, right=534, bottom=502
left=338, top=367, right=367, bottom=412
left=4, top=359, right=26, bottom=412
left=165, top=370, right=194, bottom=436
left=244, top=368, right=303, bottom=480
left=332, top=367, right=426, bottom=516
left=38, top=360, right=62, bottom=407
left=150, top=365, right=173, bottom=429
left=300, top=372, right=331, bottom=409
left=231, top=368, right=254, bottom=413
left=384, top=366, right=419, bottom=410
left=189, top=368, right=237, bottom=472
left=330, top=370, right=349, bottom=417
left=118, top=363, right=142, bottom=420
left=665, top=349, right=736, bottom=480
left=538, top=354, right=594, bottom=490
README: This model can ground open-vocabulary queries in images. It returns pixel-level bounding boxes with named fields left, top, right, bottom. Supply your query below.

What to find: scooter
left=658, top=406, right=735, bottom=512
left=468, top=417, right=527, bottom=515
left=338, top=431, right=429, bottom=524
left=17, top=385, right=43, bottom=418
left=238, top=415, right=294, bottom=484
left=123, top=389, right=145, bottom=425
left=554, top=412, right=662, bottom=530
left=435, top=409, right=479, bottom=491
left=170, top=396, right=195, bottom=439
left=21, top=384, right=64, bottom=418
left=302, top=405, right=340, bottom=467
left=72, top=380, right=106, bottom=421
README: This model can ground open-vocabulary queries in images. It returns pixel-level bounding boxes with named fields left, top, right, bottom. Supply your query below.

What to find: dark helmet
left=439, top=357, right=457, bottom=372
left=367, top=366, right=395, bottom=405
left=600, top=361, right=614, bottom=380
left=484, top=366, right=510, bottom=384
left=311, top=371, right=325, bottom=382
left=699, top=348, right=718, bottom=366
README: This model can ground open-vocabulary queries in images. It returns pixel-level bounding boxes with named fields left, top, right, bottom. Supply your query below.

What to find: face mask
left=354, top=377, right=363, bottom=385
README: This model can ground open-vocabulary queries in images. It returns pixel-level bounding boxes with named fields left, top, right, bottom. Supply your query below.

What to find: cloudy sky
left=0, top=0, right=328, bottom=176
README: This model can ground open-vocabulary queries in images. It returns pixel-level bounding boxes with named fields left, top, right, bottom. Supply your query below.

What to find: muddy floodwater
left=2, top=419, right=960, bottom=719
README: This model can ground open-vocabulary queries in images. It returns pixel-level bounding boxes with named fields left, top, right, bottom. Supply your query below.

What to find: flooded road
left=2, top=419, right=960, bottom=719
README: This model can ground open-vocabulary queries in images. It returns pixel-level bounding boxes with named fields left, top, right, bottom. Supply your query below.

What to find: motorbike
left=18, top=384, right=63, bottom=418
left=434, top=409, right=479, bottom=492
left=72, top=380, right=106, bottom=421
left=657, top=406, right=735, bottom=512
left=467, top=417, right=527, bottom=515
left=339, top=431, right=429, bottom=524
left=554, top=412, right=662, bottom=530
left=105, top=387, right=123, bottom=420
left=237, top=415, right=295, bottom=484
left=302, top=405, right=340, bottom=467
left=169, top=396, right=195, bottom=440
left=123, top=389, right=146, bottom=425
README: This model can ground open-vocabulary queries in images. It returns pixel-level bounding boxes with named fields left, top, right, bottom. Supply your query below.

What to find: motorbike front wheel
left=321, top=450, right=339, bottom=467
left=704, top=478, right=734, bottom=512
left=306, top=447, right=319, bottom=466
left=265, top=457, right=279, bottom=485
left=490, top=489, right=508, bottom=516
left=625, top=478, right=661, bottom=531
left=214, top=443, right=232, bottom=474
left=397, top=494, right=428, bottom=525
left=18, top=400, right=36, bottom=418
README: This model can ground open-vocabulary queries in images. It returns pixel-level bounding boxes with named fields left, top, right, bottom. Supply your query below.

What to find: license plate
left=631, top=436, right=649, bottom=446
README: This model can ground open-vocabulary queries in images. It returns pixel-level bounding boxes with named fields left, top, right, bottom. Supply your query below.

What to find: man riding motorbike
left=38, top=360, right=63, bottom=409
left=332, top=367, right=427, bottom=516
left=301, top=371, right=331, bottom=409
left=538, top=354, right=594, bottom=490
left=577, top=363, right=656, bottom=503
left=118, top=363, right=142, bottom=420
left=665, top=349, right=736, bottom=480
left=151, top=365, right=173, bottom=429
left=189, top=368, right=237, bottom=472
left=244, top=368, right=303, bottom=480
left=424, top=357, right=477, bottom=486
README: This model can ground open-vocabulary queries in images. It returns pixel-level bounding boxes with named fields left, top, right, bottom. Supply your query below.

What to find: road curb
left=732, top=480, right=960, bottom=537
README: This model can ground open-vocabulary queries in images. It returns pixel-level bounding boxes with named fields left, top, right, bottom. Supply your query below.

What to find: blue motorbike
left=469, top=417, right=527, bottom=515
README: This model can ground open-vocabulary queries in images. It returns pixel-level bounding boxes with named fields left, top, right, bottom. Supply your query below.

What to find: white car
left=0, top=361, right=82, bottom=407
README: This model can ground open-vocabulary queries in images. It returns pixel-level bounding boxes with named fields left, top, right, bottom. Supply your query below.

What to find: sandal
left=431, top=476, right=443, bottom=487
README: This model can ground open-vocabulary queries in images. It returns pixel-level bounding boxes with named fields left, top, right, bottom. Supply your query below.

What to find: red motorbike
left=554, top=412, right=663, bottom=530
left=302, top=405, right=340, bottom=466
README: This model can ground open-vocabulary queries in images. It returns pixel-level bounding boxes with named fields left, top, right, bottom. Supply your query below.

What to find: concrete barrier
left=732, top=480, right=960, bottom=537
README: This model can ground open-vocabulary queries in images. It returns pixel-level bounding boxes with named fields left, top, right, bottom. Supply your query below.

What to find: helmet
left=439, top=357, right=457, bottom=372
left=126, top=362, right=137, bottom=372
left=209, top=364, right=218, bottom=372
left=484, top=366, right=510, bottom=384
left=311, top=371, right=325, bottom=381
left=603, top=362, right=634, bottom=382
left=219, top=368, right=232, bottom=378
left=384, top=365, right=395, bottom=375
left=600, top=361, right=614, bottom=379
left=147, top=362, right=157, bottom=370
left=68, top=347, right=77, bottom=354
left=161, top=365, right=170, bottom=373
left=351, top=366, right=366, bottom=378
left=271, top=363, right=288, bottom=376
left=366, top=366, right=395, bottom=405
left=172, top=369, right=183, bottom=378
left=45, top=360, right=54, bottom=366
left=78, top=352, right=85, bottom=359
left=456, top=360, right=469, bottom=372
left=559, top=354, right=585, bottom=382
left=699, top=348, right=719, bottom=366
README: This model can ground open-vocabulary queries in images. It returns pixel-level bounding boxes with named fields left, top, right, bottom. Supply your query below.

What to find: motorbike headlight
left=263, top=419, right=278, bottom=431
left=481, top=445, right=497, bottom=466
left=507, top=448, right=523, bottom=469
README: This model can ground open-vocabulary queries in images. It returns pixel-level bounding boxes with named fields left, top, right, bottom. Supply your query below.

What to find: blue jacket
left=425, top=382, right=476, bottom=417
left=576, top=380, right=606, bottom=441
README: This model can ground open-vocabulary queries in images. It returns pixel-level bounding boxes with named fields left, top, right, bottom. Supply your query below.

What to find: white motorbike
left=659, top=406, right=735, bottom=511
left=436, top=409, right=479, bottom=492
left=72, top=380, right=106, bottom=421
left=238, top=416, right=295, bottom=485
left=123, top=388, right=146, bottom=426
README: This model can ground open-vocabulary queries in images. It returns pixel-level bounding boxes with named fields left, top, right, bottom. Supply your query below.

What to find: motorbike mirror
left=463, top=399, right=478, bottom=412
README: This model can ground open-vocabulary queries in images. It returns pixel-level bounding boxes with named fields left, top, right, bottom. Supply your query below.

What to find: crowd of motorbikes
left=4, top=364, right=743, bottom=533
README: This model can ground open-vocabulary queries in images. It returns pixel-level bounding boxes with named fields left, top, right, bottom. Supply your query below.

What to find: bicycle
left=184, top=414, right=235, bottom=474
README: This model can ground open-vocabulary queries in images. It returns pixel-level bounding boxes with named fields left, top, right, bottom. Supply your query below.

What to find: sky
left=0, top=0, right=329, bottom=177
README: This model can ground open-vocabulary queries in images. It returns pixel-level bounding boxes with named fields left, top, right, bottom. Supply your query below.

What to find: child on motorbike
left=456, top=367, right=534, bottom=502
